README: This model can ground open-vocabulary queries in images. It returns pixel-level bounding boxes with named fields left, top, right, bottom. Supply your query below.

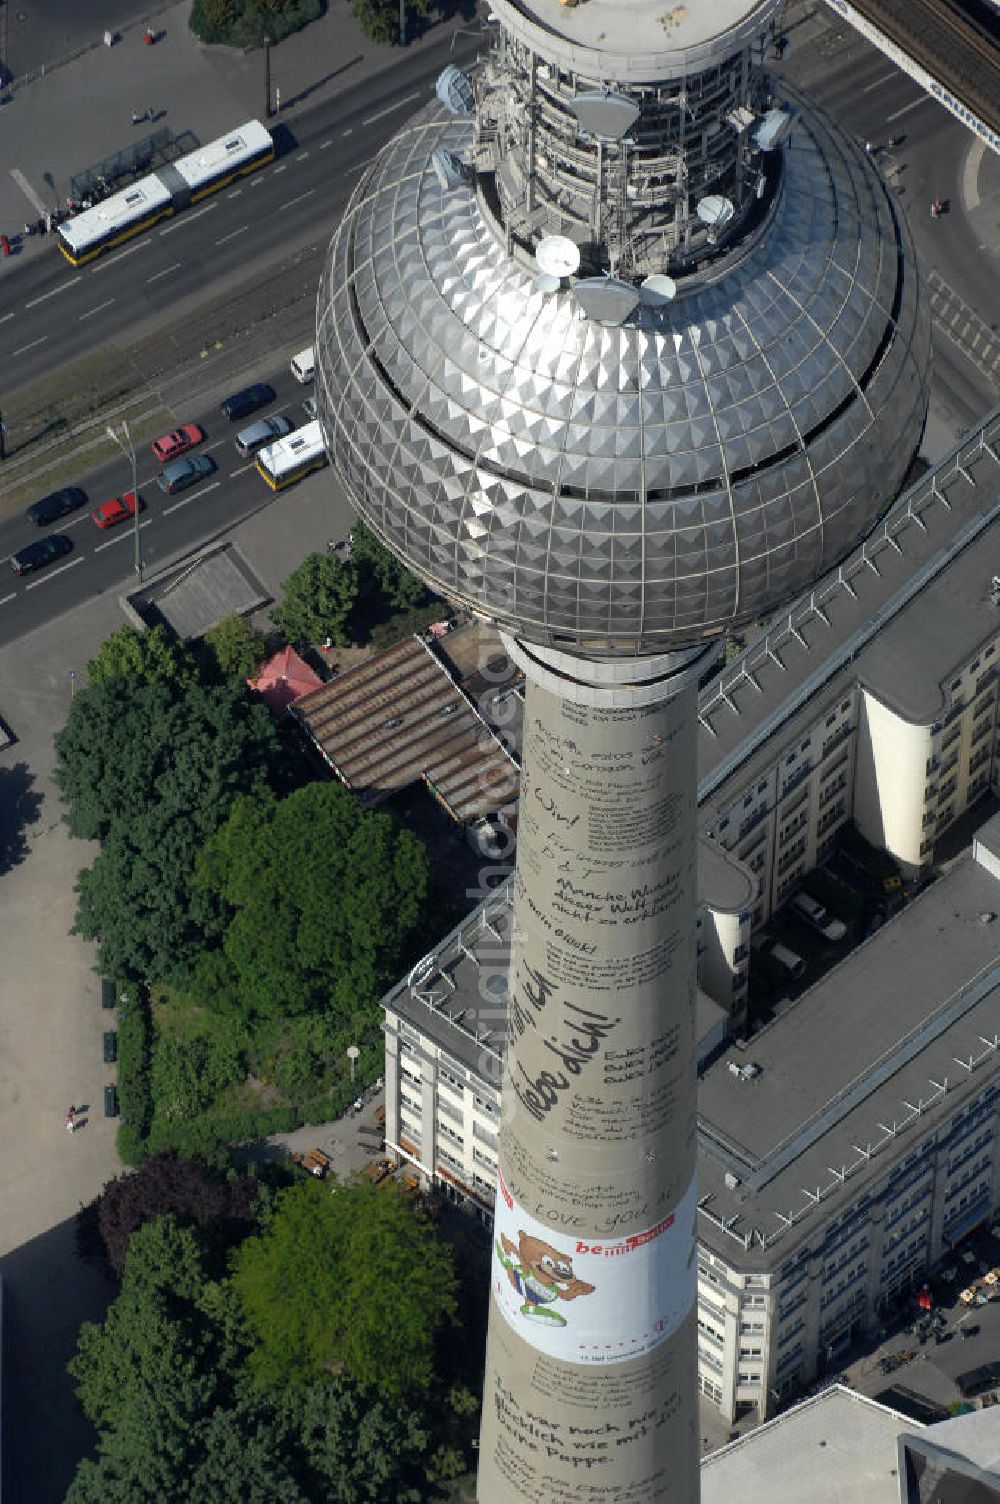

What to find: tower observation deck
left=315, top=1, right=931, bottom=1499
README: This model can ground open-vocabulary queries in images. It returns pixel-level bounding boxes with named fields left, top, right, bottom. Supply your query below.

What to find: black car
left=10, top=534, right=73, bottom=576
left=25, top=486, right=87, bottom=526
left=220, top=383, right=275, bottom=423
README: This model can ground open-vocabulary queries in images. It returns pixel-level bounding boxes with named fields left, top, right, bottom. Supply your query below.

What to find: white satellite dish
left=696, top=195, right=735, bottom=229
left=639, top=274, right=677, bottom=306
left=535, top=235, right=581, bottom=279
left=534, top=272, right=560, bottom=295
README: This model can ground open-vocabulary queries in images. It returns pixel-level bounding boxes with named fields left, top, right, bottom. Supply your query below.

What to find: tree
left=350, top=518, right=428, bottom=609
left=78, top=1150, right=261, bottom=1280
left=192, top=782, right=429, bottom=1021
left=348, top=0, right=429, bottom=45
left=272, top=551, right=358, bottom=647
left=69, top=1220, right=217, bottom=1431
left=86, top=624, right=197, bottom=689
left=57, top=677, right=279, bottom=981
left=204, top=613, right=268, bottom=682
left=232, top=1178, right=458, bottom=1399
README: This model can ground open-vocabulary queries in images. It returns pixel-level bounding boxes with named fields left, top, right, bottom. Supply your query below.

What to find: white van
left=290, top=347, right=315, bottom=384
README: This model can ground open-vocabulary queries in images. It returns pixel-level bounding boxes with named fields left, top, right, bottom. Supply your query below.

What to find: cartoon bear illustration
left=496, top=1229, right=595, bottom=1326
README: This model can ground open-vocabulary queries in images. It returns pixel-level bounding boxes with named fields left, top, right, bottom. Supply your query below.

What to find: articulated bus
left=256, top=421, right=328, bottom=491
left=56, top=120, right=274, bottom=266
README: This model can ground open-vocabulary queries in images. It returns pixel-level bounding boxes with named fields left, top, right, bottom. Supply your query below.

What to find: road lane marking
left=861, top=69, right=896, bottom=93
left=0, top=312, right=14, bottom=326
left=25, top=555, right=84, bottom=589
left=342, top=128, right=354, bottom=137
left=215, top=226, right=248, bottom=246
left=94, top=520, right=153, bottom=552
left=963, top=138, right=986, bottom=212
left=163, top=480, right=221, bottom=515
left=229, top=463, right=256, bottom=477
left=296, top=151, right=309, bottom=161
left=227, top=188, right=243, bottom=198
left=279, top=189, right=316, bottom=211
left=25, top=276, right=82, bottom=309
left=159, top=203, right=218, bottom=237
left=361, top=92, right=420, bottom=127
left=146, top=262, right=182, bottom=283
left=0, top=592, right=15, bottom=607
left=11, top=335, right=47, bottom=356
left=886, top=95, right=931, bottom=123
left=90, top=238, right=152, bottom=273
left=11, top=166, right=47, bottom=216
left=319, top=139, right=334, bottom=150
left=78, top=297, right=115, bottom=321
left=273, top=164, right=288, bottom=174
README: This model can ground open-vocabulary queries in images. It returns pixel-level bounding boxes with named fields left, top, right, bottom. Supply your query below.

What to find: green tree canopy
left=56, top=676, right=279, bottom=981
left=192, top=782, right=429, bottom=1020
left=231, top=1178, right=458, bottom=1399
left=350, top=518, right=428, bottom=610
left=204, top=613, right=268, bottom=682
left=272, top=552, right=358, bottom=648
left=347, top=0, right=429, bottom=45
left=86, top=624, right=197, bottom=689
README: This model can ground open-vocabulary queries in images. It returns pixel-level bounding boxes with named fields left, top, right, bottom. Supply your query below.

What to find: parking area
left=837, top=1219, right=1000, bottom=1417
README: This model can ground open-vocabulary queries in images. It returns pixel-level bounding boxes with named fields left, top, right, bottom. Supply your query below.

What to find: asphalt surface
left=0, top=38, right=482, bottom=396
left=0, top=366, right=318, bottom=645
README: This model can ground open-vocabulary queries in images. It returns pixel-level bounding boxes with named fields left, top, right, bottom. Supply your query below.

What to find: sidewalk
left=0, top=0, right=480, bottom=245
left=0, top=460, right=354, bottom=1504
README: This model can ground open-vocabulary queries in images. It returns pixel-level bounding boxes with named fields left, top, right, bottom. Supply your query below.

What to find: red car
left=91, top=492, right=142, bottom=529
left=151, top=424, right=204, bottom=463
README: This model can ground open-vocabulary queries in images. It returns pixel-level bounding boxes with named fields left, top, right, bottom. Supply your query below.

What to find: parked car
left=25, top=486, right=87, bottom=526
left=220, top=383, right=274, bottom=422
left=91, top=492, right=141, bottom=529
left=151, top=423, right=204, bottom=462
left=751, top=933, right=807, bottom=980
left=791, top=891, right=847, bottom=942
left=155, top=454, right=216, bottom=495
left=9, top=534, right=73, bottom=575
left=234, top=414, right=293, bottom=458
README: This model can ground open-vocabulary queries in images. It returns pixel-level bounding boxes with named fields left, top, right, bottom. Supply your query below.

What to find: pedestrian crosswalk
left=927, top=268, right=1000, bottom=393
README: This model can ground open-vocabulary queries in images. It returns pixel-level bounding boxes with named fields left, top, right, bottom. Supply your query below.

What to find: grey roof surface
left=697, top=411, right=1000, bottom=821
left=489, top=0, right=782, bottom=81
left=696, top=857, right=1000, bottom=1252
left=291, top=634, right=519, bottom=819
left=318, top=91, right=928, bottom=656
left=700, top=1386, right=909, bottom=1504
left=387, top=849, right=1000, bottom=1257
left=699, top=835, right=755, bottom=915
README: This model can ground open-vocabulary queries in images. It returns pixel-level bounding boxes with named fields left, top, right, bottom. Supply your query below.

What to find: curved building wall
left=316, top=95, right=929, bottom=659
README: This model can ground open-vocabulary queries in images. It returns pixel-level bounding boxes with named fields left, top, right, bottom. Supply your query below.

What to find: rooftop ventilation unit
left=431, top=149, right=466, bottom=190
left=573, top=275, right=641, bottom=326
left=436, top=65, right=474, bottom=116
left=535, top=235, right=581, bottom=279
left=569, top=90, right=641, bottom=141
left=696, top=194, right=735, bottom=230
left=754, top=108, right=794, bottom=151
left=639, top=274, right=677, bottom=306
left=724, top=1172, right=741, bottom=1189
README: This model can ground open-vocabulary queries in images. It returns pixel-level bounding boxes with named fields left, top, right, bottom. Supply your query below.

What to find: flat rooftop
left=697, top=411, right=1000, bottom=823
left=491, top=0, right=782, bottom=77
left=291, top=633, right=519, bottom=822
left=700, top=1386, right=909, bottom=1504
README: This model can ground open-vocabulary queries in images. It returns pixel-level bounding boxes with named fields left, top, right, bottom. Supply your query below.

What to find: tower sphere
left=316, top=0, right=929, bottom=659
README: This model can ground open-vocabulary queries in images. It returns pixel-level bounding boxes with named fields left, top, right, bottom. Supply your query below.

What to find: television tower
left=315, top=0, right=930, bottom=1497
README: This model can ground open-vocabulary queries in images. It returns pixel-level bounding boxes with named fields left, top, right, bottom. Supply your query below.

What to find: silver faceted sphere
left=316, top=98, right=929, bottom=659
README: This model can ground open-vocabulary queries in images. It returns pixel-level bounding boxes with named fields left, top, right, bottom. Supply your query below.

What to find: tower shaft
left=479, top=649, right=702, bottom=1501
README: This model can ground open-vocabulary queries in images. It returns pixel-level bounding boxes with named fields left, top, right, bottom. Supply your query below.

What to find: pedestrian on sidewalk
left=66, top=1105, right=77, bottom=1133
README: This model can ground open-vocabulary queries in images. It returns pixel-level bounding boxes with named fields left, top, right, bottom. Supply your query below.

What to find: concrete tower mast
left=315, top=0, right=930, bottom=1497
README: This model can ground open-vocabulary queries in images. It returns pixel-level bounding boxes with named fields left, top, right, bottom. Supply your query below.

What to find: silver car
left=234, top=414, right=294, bottom=458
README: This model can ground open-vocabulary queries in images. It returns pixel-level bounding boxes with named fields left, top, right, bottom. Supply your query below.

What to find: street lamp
left=105, top=420, right=142, bottom=583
